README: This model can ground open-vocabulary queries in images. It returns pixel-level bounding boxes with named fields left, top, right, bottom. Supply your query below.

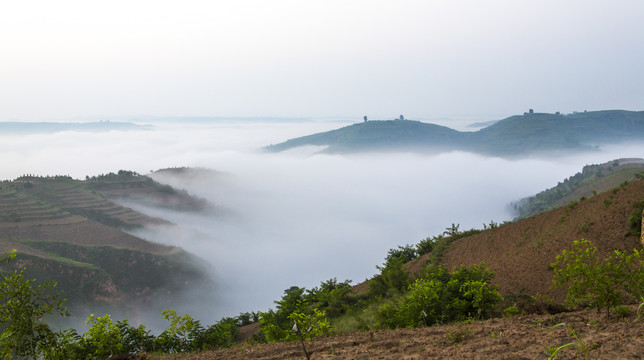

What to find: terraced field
left=0, top=172, right=213, bottom=313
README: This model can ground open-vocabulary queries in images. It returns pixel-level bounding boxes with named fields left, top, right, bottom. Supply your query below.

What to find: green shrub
left=306, top=278, right=354, bottom=317
left=376, top=264, right=502, bottom=329
left=368, top=259, right=411, bottom=298
left=259, top=286, right=330, bottom=343
left=552, top=239, right=644, bottom=315
left=155, top=309, right=204, bottom=353
left=613, top=305, right=631, bottom=318
left=0, top=250, right=68, bottom=359
left=503, top=306, right=519, bottom=318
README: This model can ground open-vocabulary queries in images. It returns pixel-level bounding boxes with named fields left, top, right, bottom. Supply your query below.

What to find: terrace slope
left=0, top=171, right=214, bottom=312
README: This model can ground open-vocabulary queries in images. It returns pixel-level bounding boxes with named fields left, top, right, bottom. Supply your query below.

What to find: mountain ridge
left=265, top=110, right=644, bottom=156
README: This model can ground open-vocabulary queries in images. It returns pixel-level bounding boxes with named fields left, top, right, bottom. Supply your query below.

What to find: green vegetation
left=0, top=250, right=68, bottom=359
left=0, top=249, right=242, bottom=358
left=2, top=243, right=207, bottom=309
left=258, top=286, right=332, bottom=343
left=627, top=199, right=644, bottom=236
left=552, top=239, right=644, bottom=315
left=513, top=159, right=644, bottom=219
left=376, top=264, right=502, bottom=328
left=544, top=323, right=593, bottom=360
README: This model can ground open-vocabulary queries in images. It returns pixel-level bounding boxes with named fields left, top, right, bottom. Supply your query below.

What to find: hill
left=0, top=171, right=213, bottom=316
left=511, top=158, right=644, bottom=219
left=0, top=121, right=150, bottom=134
left=264, top=110, right=644, bottom=156
left=265, top=120, right=467, bottom=153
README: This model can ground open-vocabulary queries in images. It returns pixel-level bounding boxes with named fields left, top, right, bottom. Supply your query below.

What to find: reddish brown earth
left=155, top=306, right=643, bottom=359
left=436, top=178, right=644, bottom=303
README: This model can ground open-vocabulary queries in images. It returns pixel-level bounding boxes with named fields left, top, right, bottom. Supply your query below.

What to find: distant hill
left=0, top=121, right=149, bottom=134
left=511, top=158, right=644, bottom=219
left=0, top=171, right=213, bottom=317
left=265, top=110, right=644, bottom=156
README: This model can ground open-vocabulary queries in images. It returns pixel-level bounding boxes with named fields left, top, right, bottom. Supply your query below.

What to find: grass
left=444, top=326, right=471, bottom=345
left=544, top=323, right=593, bottom=359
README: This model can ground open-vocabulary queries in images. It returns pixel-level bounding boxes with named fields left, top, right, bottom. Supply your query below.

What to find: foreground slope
left=0, top=172, right=212, bottom=312
left=434, top=178, right=644, bottom=302
left=265, top=110, right=644, bottom=156
left=165, top=306, right=643, bottom=359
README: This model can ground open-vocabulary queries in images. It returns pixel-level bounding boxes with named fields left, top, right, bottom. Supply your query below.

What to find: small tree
left=0, top=250, right=69, bottom=359
left=552, top=239, right=644, bottom=315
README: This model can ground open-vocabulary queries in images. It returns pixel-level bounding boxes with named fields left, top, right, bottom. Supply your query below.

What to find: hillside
left=264, top=110, right=644, bottom=156
left=265, top=120, right=467, bottom=153
left=512, top=158, right=644, bottom=218
left=435, top=178, right=644, bottom=303
left=0, top=171, right=213, bottom=314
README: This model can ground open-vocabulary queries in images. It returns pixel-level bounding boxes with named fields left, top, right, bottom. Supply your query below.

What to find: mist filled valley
left=2, top=118, right=643, bottom=327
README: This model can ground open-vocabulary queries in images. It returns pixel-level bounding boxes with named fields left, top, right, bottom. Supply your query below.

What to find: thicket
left=552, top=239, right=644, bottom=315
left=377, top=264, right=503, bottom=328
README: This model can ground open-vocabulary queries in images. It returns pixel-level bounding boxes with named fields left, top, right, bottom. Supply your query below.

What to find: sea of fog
left=2, top=118, right=643, bottom=324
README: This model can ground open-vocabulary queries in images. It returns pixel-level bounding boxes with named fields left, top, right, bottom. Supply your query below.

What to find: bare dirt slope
left=435, top=178, right=644, bottom=302
left=160, top=306, right=643, bottom=359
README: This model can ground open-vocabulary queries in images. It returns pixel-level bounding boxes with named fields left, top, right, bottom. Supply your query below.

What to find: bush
left=383, top=244, right=418, bottom=268
left=552, top=239, right=644, bottom=315
left=503, top=306, right=519, bottom=318
left=376, top=264, right=503, bottom=329
left=155, top=309, right=204, bottom=353
left=306, top=278, right=354, bottom=317
left=0, top=250, right=68, bottom=359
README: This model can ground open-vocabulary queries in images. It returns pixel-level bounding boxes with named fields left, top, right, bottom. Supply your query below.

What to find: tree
left=0, top=250, right=69, bottom=359
left=382, top=244, right=417, bottom=268
left=259, top=286, right=310, bottom=342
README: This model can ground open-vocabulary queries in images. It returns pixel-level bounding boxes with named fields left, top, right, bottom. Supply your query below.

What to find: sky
left=2, top=0, right=644, bottom=121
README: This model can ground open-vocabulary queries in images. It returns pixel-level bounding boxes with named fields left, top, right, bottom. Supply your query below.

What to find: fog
left=2, top=119, right=644, bottom=324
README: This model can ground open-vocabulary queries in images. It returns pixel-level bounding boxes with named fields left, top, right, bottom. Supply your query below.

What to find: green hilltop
left=265, top=110, right=644, bottom=156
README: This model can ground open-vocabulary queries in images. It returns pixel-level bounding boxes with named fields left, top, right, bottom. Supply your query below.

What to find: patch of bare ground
left=429, top=179, right=644, bottom=303
left=152, top=306, right=643, bottom=360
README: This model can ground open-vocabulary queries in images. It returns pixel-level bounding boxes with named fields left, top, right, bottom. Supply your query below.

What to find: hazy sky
left=2, top=0, right=643, bottom=121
